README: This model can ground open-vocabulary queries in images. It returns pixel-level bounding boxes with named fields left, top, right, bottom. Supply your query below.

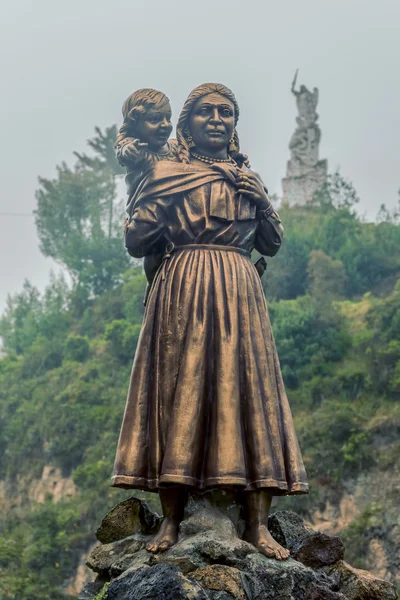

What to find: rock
left=268, top=510, right=314, bottom=549
left=82, top=500, right=398, bottom=600
left=86, top=535, right=147, bottom=574
left=76, top=580, right=106, bottom=600
left=154, top=553, right=202, bottom=575
left=156, top=529, right=257, bottom=574
left=328, top=560, right=398, bottom=600
left=246, top=552, right=318, bottom=600
left=96, top=497, right=162, bottom=544
left=305, top=584, right=347, bottom=599
left=293, top=532, right=345, bottom=568
left=180, top=492, right=238, bottom=538
left=269, top=511, right=345, bottom=569
left=107, top=563, right=209, bottom=600
left=190, top=565, right=246, bottom=599
left=111, top=549, right=156, bottom=578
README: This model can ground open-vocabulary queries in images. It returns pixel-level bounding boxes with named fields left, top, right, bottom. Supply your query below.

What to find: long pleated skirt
left=112, top=245, right=308, bottom=494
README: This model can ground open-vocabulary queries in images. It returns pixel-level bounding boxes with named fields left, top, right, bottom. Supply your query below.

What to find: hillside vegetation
left=0, top=129, right=399, bottom=599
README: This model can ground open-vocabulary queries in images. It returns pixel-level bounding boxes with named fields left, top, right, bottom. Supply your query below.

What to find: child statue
left=115, top=89, right=179, bottom=292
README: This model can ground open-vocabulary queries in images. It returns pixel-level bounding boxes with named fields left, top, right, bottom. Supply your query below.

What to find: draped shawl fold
left=127, top=161, right=257, bottom=221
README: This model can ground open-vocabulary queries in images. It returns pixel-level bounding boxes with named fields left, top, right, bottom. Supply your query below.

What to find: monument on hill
left=282, top=70, right=328, bottom=205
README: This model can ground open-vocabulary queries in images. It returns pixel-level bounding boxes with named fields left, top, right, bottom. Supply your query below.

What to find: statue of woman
left=112, top=83, right=308, bottom=560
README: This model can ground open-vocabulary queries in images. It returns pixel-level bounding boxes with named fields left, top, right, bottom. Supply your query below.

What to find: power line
left=0, top=212, right=34, bottom=217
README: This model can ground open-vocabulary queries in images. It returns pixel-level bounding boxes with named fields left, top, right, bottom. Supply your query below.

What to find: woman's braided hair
left=115, top=88, right=170, bottom=148
left=176, top=83, right=250, bottom=167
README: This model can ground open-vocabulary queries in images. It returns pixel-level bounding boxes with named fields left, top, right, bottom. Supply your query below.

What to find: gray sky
left=0, top=0, right=399, bottom=314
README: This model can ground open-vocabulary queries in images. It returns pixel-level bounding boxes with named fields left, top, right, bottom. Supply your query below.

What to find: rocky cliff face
left=306, top=464, right=400, bottom=588
left=78, top=495, right=398, bottom=600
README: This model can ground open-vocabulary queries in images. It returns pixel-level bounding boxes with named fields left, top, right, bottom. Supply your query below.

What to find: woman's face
left=188, top=93, right=235, bottom=156
left=135, top=101, right=173, bottom=151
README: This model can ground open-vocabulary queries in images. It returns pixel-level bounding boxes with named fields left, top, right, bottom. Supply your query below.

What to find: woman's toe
left=277, top=546, right=290, bottom=560
left=158, top=540, right=171, bottom=552
left=259, top=543, right=276, bottom=558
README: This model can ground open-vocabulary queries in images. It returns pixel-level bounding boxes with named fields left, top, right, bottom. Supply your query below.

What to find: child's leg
left=143, top=253, right=164, bottom=306
left=144, top=254, right=163, bottom=285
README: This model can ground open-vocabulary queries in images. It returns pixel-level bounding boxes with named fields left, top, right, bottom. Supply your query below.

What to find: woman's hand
left=236, top=171, right=271, bottom=211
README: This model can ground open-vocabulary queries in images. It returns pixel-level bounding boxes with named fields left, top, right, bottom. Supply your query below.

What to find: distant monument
left=282, top=70, right=328, bottom=205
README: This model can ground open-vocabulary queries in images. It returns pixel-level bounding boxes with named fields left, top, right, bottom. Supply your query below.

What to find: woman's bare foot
left=146, top=518, right=179, bottom=553
left=243, top=524, right=290, bottom=560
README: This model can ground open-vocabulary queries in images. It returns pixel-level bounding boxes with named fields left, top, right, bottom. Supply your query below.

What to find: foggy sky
left=0, top=0, right=399, bottom=313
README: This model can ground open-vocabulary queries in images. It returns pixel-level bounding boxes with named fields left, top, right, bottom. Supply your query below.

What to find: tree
left=0, top=281, right=41, bottom=354
left=313, top=169, right=360, bottom=210
left=74, top=125, right=124, bottom=176
left=307, top=250, right=347, bottom=303
left=34, top=127, right=129, bottom=298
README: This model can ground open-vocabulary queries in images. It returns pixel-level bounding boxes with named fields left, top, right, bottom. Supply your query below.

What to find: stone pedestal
left=78, top=496, right=398, bottom=600
left=282, top=159, right=328, bottom=206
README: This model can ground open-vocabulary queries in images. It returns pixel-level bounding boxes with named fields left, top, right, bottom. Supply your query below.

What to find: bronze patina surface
left=112, top=83, right=308, bottom=560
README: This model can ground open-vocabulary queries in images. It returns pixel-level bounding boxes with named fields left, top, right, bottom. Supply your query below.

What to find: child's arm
left=116, top=138, right=149, bottom=168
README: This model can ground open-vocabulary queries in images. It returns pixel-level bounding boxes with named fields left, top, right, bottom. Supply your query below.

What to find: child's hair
left=115, top=88, right=170, bottom=148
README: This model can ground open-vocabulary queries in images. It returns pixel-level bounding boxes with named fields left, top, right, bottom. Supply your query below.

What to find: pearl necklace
left=190, top=151, right=234, bottom=165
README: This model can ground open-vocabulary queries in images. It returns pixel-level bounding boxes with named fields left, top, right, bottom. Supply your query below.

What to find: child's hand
left=117, top=138, right=149, bottom=165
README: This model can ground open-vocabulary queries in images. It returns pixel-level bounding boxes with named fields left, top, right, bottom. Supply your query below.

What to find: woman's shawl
left=127, top=161, right=257, bottom=222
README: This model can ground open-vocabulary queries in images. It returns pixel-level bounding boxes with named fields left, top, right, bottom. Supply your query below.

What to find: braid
left=176, top=129, right=191, bottom=164
left=229, top=130, right=251, bottom=168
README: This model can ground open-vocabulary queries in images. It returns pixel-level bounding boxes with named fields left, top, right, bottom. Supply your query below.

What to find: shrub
left=64, top=335, right=90, bottom=362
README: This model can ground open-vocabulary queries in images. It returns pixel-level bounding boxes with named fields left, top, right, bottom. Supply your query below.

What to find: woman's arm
left=255, top=207, right=284, bottom=257
left=124, top=197, right=168, bottom=258
left=235, top=170, right=284, bottom=257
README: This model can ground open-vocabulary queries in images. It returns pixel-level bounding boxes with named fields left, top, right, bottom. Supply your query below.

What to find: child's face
left=135, top=102, right=173, bottom=151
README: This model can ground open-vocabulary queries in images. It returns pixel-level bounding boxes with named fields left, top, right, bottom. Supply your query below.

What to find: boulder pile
left=78, top=495, right=398, bottom=600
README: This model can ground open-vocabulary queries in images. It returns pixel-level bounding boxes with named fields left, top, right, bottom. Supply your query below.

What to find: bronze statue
left=112, top=83, right=308, bottom=561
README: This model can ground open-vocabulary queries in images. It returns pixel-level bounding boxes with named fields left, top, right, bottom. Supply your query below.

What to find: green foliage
left=34, top=127, right=129, bottom=298
left=296, top=399, right=375, bottom=481
left=341, top=503, right=385, bottom=568
left=74, top=125, right=125, bottom=176
left=104, top=319, right=142, bottom=363
left=0, top=276, right=71, bottom=355
left=313, top=169, right=360, bottom=210
left=307, top=250, right=346, bottom=302
left=361, top=282, right=400, bottom=397
left=95, top=582, right=111, bottom=600
left=0, top=499, right=85, bottom=599
left=64, top=334, right=90, bottom=362
left=269, top=295, right=350, bottom=389
left=266, top=174, right=400, bottom=301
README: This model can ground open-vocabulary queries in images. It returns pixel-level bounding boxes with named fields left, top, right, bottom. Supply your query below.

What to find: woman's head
left=116, top=89, right=173, bottom=152
left=176, top=83, right=248, bottom=166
